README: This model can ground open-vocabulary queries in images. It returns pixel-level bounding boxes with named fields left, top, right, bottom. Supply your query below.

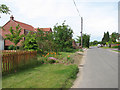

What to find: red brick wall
left=1, top=20, right=24, bottom=46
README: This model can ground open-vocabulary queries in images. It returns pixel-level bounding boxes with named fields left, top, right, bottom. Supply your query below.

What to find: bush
left=38, top=59, right=44, bottom=64
left=112, top=46, right=118, bottom=48
left=115, top=42, right=120, bottom=44
left=55, top=60, right=59, bottom=63
left=8, top=45, right=14, bottom=50
left=48, top=59, right=56, bottom=64
left=63, top=48, right=75, bottom=52
left=69, top=65, right=79, bottom=79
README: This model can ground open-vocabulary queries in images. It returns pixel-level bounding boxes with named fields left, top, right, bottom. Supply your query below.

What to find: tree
left=106, top=31, right=110, bottom=42
left=36, top=28, right=58, bottom=52
left=5, top=25, right=24, bottom=49
left=0, top=4, right=10, bottom=16
left=53, top=21, right=73, bottom=51
left=77, top=34, right=90, bottom=48
left=102, top=31, right=110, bottom=45
left=111, top=32, right=118, bottom=43
left=23, top=32, right=38, bottom=50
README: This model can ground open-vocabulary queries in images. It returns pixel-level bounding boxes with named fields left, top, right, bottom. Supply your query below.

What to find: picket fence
left=2, top=50, right=37, bottom=73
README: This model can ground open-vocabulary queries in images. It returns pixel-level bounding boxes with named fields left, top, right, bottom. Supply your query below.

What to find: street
left=77, top=47, right=118, bottom=88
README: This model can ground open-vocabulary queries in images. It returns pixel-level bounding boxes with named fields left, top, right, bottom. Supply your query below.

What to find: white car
left=97, top=44, right=101, bottom=48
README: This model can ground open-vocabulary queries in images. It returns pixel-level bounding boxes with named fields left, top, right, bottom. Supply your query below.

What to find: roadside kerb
left=71, top=48, right=87, bottom=88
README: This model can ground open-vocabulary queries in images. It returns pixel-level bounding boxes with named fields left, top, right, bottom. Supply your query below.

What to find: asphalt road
left=77, top=47, right=118, bottom=88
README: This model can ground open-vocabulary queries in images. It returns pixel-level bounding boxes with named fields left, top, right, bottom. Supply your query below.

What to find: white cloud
left=0, top=0, right=118, bottom=41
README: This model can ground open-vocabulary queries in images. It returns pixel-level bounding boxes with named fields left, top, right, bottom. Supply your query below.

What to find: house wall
left=1, top=20, right=24, bottom=46
left=0, top=39, right=4, bottom=50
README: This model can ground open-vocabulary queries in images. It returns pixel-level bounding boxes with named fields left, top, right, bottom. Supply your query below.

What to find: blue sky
left=0, top=0, right=119, bottom=41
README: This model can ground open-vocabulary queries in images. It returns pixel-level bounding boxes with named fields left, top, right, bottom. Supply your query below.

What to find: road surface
left=77, top=47, right=118, bottom=88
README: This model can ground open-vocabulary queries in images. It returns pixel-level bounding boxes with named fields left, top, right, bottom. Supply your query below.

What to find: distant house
left=72, top=40, right=77, bottom=49
left=35, top=28, right=52, bottom=32
left=0, top=15, right=52, bottom=50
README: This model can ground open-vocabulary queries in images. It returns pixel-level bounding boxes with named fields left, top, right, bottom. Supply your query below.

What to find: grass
left=113, top=50, right=120, bottom=52
left=2, top=50, right=81, bottom=88
left=100, top=47, right=110, bottom=49
left=2, top=64, right=78, bottom=88
left=56, top=52, right=74, bottom=59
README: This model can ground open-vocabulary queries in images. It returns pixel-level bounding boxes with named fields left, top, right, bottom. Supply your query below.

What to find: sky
left=0, top=0, right=119, bottom=41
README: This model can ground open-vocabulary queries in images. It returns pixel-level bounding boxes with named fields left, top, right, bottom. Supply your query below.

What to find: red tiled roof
left=35, top=28, right=52, bottom=32
left=14, top=20, right=35, bottom=31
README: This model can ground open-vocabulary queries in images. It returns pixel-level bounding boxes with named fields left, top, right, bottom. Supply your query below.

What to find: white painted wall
left=0, top=37, right=4, bottom=50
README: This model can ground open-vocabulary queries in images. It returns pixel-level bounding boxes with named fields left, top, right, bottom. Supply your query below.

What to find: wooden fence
left=2, top=50, right=37, bottom=73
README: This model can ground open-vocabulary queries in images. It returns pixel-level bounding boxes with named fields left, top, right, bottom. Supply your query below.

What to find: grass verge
left=2, top=64, right=78, bottom=88
left=100, top=47, right=110, bottom=49
left=113, top=50, right=120, bottom=52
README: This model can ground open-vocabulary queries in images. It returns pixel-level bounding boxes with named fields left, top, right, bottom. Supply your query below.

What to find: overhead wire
left=73, top=0, right=81, bottom=17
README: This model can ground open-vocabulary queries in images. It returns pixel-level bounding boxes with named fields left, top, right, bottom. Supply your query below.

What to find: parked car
left=97, top=44, right=101, bottom=48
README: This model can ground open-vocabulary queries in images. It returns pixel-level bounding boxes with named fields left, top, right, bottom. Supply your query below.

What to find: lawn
left=2, top=51, right=82, bottom=88
left=2, top=63, right=78, bottom=88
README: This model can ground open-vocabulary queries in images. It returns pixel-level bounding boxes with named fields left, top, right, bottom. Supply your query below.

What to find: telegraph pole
left=73, top=0, right=83, bottom=48
left=81, top=17, right=83, bottom=48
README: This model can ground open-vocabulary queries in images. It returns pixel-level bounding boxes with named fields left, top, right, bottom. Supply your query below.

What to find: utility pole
left=81, top=17, right=83, bottom=48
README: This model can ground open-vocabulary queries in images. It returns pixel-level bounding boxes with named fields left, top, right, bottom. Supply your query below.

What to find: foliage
left=5, top=25, right=24, bottom=49
left=77, top=33, right=90, bottom=48
left=53, top=21, right=73, bottom=51
left=90, top=40, right=102, bottom=46
left=115, top=42, right=120, bottom=44
left=63, top=47, right=75, bottom=52
left=48, top=59, right=56, bottom=64
left=36, top=28, right=58, bottom=53
left=102, top=31, right=110, bottom=45
left=111, top=32, right=119, bottom=43
left=0, top=4, right=10, bottom=15
left=22, top=32, right=38, bottom=50
left=101, top=31, right=119, bottom=46
left=112, top=46, right=119, bottom=48
left=8, top=45, right=15, bottom=50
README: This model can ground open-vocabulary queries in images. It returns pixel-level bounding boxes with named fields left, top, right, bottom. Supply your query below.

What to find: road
left=77, top=47, right=118, bottom=88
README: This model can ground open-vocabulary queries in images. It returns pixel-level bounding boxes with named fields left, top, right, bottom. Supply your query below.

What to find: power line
left=73, top=0, right=81, bottom=17
left=73, top=0, right=83, bottom=48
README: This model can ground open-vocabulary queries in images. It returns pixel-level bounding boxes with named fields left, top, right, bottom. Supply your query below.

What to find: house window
left=24, top=29, right=30, bottom=35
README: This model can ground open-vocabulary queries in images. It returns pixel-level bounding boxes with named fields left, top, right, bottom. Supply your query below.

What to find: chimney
left=10, top=15, right=14, bottom=20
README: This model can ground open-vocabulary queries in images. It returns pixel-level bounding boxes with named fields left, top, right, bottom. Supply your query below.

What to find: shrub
left=8, top=45, right=19, bottom=50
left=8, top=45, right=14, bottom=50
left=63, top=48, right=74, bottom=52
left=55, top=60, right=59, bottom=63
left=112, top=46, right=118, bottom=48
left=115, top=42, right=120, bottom=44
left=69, top=65, right=79, bottom=79
left=48, top=59, right=56, bottom=64
left=79, top=49, right=83, bottom=52
left=38, top=59, right=44, bottom=64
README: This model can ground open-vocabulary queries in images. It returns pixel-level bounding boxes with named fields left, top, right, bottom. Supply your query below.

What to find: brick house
left=0, top=15, right=52, bottom=50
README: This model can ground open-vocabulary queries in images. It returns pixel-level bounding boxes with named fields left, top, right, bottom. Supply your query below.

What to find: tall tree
left=102, top=31, right=110, bottom=45
left=77, top=34, right=90, bottom=48
left=5, top=25, right=24, bottom=49
left=53, top=21, right=73, bottom=51
left=106, top=31, right=110, bottom=42
left=111, top=32, right=118, bottom=43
